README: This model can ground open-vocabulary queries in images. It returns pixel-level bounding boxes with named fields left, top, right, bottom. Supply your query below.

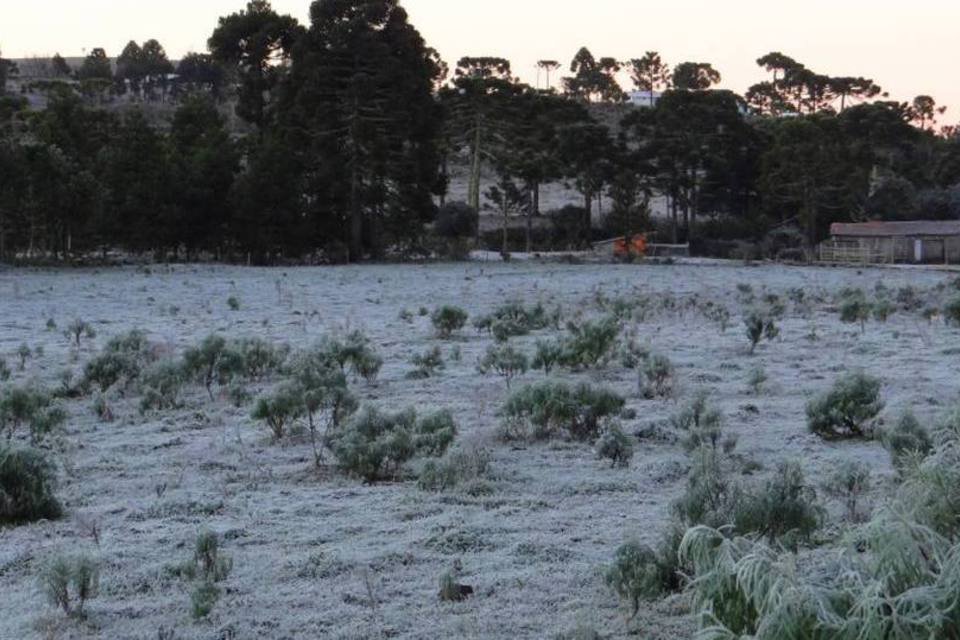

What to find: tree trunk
left=583, top=192, right=593, bottom=248
left=469, top=117, right=482, bottom=214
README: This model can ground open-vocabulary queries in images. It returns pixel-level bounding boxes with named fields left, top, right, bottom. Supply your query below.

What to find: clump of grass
left=0, top=385, right=67, bottom=444
left=880, top=410, right=933, bottom=473
left=40, top=553, right=99, bottom=618
left=639, top=353, right=675, bottom=399
left=418, top=446, right=492, bottom=492
left=226, top=295, right=241, bottom=311
left=822, top=459, right=871, bottom=522
left=407, top=346, right=445, bottom=379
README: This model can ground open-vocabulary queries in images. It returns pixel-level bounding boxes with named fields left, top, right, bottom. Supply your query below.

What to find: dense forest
left=1, top=0, right=960, bottom=264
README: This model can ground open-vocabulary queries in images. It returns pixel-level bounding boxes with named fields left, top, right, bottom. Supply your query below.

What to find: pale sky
left=3, top=0, right=959, bottom=119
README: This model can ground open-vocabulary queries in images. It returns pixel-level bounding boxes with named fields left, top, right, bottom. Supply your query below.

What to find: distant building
left=820, top=220, right=960, bottom=264
left=627, top=90, right=663, bottom=108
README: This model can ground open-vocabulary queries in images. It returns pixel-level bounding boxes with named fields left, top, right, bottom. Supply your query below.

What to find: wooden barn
left=819, top=221, right=960, bottom=265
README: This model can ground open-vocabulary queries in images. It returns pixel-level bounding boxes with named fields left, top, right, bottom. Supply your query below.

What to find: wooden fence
left=818, top=241, right=894, bottom=265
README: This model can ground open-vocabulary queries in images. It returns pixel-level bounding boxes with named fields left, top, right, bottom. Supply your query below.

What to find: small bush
left=0, top=358, right=9, bottom=382
left=251, top=382, right=304, bottom=440
left=64, top=319, right=96, bottom=347
left=431, top=306, right=469, bottom=338
left=881, top=411, right=933, bottom=473
left=408, top=346, right=445, bottom=379
left=0, top=446, right=62, bottom=524
left=40, top=553, right=99, bottom=618
left=183, top=334, right=245, bottom=400
left=0, top=386, right=66, bottom=444
left=733, top=461, right=823, bottom=546
left=596, top=425, right=634, bottom=468
left=558, top=316, right=620, bottom=368
left=235, top=337, right=287, bottom=380
left=81, top=329, right=156, bottom=393
left=477, top=344, right=529, bottom=388
left=500, top=381, right=625, bottom=442
left=226, top=296, right=241, bottom=311
left=746, top=366, right=768, bottom=395
left=17, top=344, right=31, bottom=370
left=671, top=391, right=729, bottom=454
left=840, top=290, right=872, bottom=333
left=873, top=297, right=895, bottom=322
left=743, top=308, right=779, bottom=353
left=193, top=530, right=233, bottom=583
left=418, top=446, right=492, bottom=492
left=605, top=537, right=679, bottom=618
left=639, top=353, right=675, bottom=399
left=329, top=406, right=457, bottom=481
left=191, top=582, right=221, bottom=619
left=531, top=339, right=564, bottom=375
left=944, top=295, right=960, bottom=326
left=806, top=372, right=884, bottom=440
left=822, top=459, right=871, bottom=522
left=139, top=360, right=186, bottom=413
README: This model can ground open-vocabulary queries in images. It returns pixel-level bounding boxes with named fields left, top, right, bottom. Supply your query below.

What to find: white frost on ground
left=0, top=261, right=956, bottom=639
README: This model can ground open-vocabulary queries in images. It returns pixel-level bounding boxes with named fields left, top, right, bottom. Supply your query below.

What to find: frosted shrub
left=639, top=353, right=675, bottom=398
left=0, top=386, right=66, bottom=444
left=839, top=289, right=872, bottom=333
left=531, top=339, right=564, bottom=375
left=881, top=411, right=933, bottom=473
left=82, top=329, right=156, bottom=393
left=477, top=344, right=529, bottom=388
left=418, top=446, right=492, bottom=492
left=500, top=381, right=625, bottom=442
left=0, top=357, right=9, bottom=382
left=329, top=406, right=457, bottom=482
left=743, top=308, right=779, bottom=354
left=226, top=295, right=240, bottom=311
left=170, top=530, right=232, bottom=620
left=288, top=348, right=358, bottom=465
left=40, top=553, right=99, bottom=618
left=183, top=334, right=245, bottom=400
left=17, top=343, right=31, bottom=370
left=746, top=366, right=768, bottom=395
left=944, top=295, right=960, bottom=326
left=235, top=337, right=288, bottom=380
left=251, top=382, right=304, bottom=441
left=605, top=538, right=679, bottom=618
left=596, top=424, right=634, bottom=468
left=0, top=446, right=62, bottom=524
left=64, top=319, right=96, bottom=347
left=822, top=459, right=872, bottom=522
left=670, top=391, right=731, bottom=454
left=733, top=461, right=823, bottom=546
left=139, top=360, right=186, bottom=413
left=558, top=316, right=620, bottom=368
left=431, top=306, right=468, bottom=338
left=806, top=372, right=884, bottom=440
left=474, top=301, right=553, bottom=341
left=407, top=346, right=445, bottom=379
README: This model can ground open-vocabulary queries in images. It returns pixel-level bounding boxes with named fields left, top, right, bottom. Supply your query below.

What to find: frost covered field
left=0, top=260, right=957, bottom=640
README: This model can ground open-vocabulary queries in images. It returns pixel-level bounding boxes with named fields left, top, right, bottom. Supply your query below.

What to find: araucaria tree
left=279, top=0, right=445, bottom=260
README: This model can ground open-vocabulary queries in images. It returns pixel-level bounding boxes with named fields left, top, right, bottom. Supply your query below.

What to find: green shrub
left=408, top=346, right=445, bottom=379
left=226, top=295, right=241, bottom=311
left=0, top=358, right=9, bottom=381
left=17, top=343, right=31, bottom=370
left=840, top=290, right=872, bottom=333
left=881, top=411, right=933, bottom=473
left=605, top=532, right=682, bottom=619
left=639, top=353, right=675, bottom=398
left=81, top=329, right=156, bottom=393
left=183, top=334, right=245, bottom=400
left=733, top=461, right=823, bottom=546
left=531, top=339, right=564, bottom=375
left=64, top=319, right=96, bottom=347
left=558, top=316, right=620, bottom=368
left=478, top=344, right=529, bottom=388
left=743, top=308, right=779, bottom=353
left=431, top=306, right=469, bottom=338
left=806, top=372, right=884, bottom=440
left=944, top=295, right=960, bottom=325
left=418, top=446, right=492, bottom=492
left=0, top=446, right=62, bottom=524
left=251, top=382, right=304, bottom=441
left=475, top=302, right=553, bottom=341
left=873, top=297, right=895, bottom=322
left=329, top=406, right=457, bottom=481
left=670, top=391, right=731, bottom=454
left=40, top=553, right=99, bottom=618
left=596, top=425, right=634, bottom=468
left=672, top=450, right=743, bottom=530
left=139, top=360, right=186, bottom=413
left=235, top=337, right=287, bottom=380
left=193, top=530, right=233, bottom=583
left=500, top=381, right=625, bottom=442
left=191, top=581, right=221, bottom=619
left=0, top=386, right=66, bottom=444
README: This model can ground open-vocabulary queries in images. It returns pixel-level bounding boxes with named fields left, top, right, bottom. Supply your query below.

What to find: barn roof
left=831, top=221, right=960, bottom=238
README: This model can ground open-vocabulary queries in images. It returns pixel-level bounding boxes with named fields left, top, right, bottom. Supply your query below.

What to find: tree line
left=1, top=0, right=959, bottom=264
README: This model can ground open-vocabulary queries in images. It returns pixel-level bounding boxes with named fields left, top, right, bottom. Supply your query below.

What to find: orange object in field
left=614, top=234, right=648, bottom=257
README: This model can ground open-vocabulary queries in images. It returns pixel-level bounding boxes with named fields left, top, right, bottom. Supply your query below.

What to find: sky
left=3, top=0, right=959, bottom=119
